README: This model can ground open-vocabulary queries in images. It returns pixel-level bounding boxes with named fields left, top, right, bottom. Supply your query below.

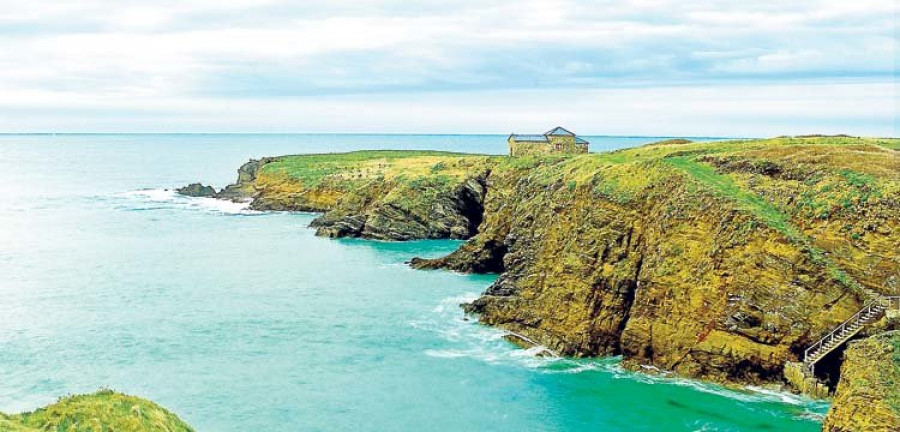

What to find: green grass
left=664, top=155, right=868, bottom=295
left=258, top=136, right=895, bottom=188
left=874, top=138, right=900, bottom=151
left=665, top=156, right=800, bottom=240
left=3, top=390, right=193, bottom=432
left=261, top=150, right=495, bottom=187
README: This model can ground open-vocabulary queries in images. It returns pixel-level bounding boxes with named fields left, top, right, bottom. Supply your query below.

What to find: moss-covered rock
left=823, top=331, right=900, bottom=431
left=1, top=390, right=193, bottom=432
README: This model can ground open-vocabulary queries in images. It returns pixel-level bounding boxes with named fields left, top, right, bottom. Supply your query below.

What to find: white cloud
left=0, top=82, right=892, bottom=137
left=0, top=0, right=894, bottom=134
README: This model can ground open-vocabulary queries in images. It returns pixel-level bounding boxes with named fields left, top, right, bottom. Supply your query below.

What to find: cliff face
left=213, top=151, right=496, bottom=240
left=0, top=390, right=193, bottom=432
left=823, top=331, right=900, bottom=431
left=199, top=137, right=899, bottom=386
left=416, top=141, right=894, bottom=383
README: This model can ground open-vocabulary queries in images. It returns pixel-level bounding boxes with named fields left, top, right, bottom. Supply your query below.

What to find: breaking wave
left=115, top=188, right=259, bottom=215
left=416, top=291, right=830, bottom=419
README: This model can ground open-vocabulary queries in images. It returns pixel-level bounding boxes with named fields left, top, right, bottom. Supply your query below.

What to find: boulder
left=176, top=183, right=217, bottom=197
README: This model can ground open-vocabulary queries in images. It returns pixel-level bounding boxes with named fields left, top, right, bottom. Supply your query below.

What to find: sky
left=0, top=0, right=896, bottom=136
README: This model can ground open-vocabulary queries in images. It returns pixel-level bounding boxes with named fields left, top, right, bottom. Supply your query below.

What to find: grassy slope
left=253, top=137, right=898, bottom=198
left=608, top=136, right=897, bottom=295
left=255, top=138, right=897, bottom=246
left=501, top=136, right=895, bottom=227
left=0, top=390, right=193, bottom=432
left=255, top=139, right=897, bottom=292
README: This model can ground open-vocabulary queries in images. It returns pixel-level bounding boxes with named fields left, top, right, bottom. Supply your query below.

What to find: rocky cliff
left=822, top=331, right=900, bottom=431
left=189, top=137, right=899, bottom=389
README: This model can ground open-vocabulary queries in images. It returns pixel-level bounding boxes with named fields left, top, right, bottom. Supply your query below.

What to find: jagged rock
left=217, top=157, right=279, bottom=202
left=411, top=239, right=507, bottom=273
left=823, top=331, right=900, bottom=431
left=307, top=169, right=489, bottom=241
left=175, top=183, right=216, bottom=197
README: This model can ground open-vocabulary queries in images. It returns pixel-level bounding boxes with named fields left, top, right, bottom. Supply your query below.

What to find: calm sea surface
left=0, top=134, right=825, bottom=431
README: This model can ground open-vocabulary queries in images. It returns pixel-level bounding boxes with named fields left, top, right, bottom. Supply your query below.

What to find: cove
left=0, top=134, right=826, bottom=431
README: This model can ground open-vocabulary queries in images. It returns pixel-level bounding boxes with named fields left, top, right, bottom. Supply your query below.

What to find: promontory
left=183, top=136, right=900, bottom=429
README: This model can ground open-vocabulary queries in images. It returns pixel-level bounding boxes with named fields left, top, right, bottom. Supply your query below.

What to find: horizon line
left=0, top=132, right=762, bottom=139
left=1, top=132, right=894, bottom=139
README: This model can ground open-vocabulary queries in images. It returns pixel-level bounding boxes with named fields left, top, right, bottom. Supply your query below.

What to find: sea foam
left=119, top=188, right=258, bottom=215
left=418, top=291, right=829, bottom=419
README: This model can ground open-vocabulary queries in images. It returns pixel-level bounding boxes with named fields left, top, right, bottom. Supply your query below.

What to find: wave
left=417, top=291, right=829, bottom=418
left=414, top=292, right=609, bottom=372
left=116, top=188, right=259, bottom=215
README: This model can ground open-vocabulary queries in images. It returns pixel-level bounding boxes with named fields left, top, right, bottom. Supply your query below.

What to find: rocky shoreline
left=182, top=137, right=899, bottom=429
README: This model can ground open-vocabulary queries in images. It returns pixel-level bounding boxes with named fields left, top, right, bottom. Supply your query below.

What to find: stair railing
left=803, top=298, right=884, bottom=369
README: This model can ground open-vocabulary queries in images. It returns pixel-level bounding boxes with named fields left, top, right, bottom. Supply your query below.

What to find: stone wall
left=509, top=136, right=589, bottom=156
left=508, top=137, right=553, bottom=157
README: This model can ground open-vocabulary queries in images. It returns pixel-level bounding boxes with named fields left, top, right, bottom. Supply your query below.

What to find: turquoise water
left=0, top=134, right=826, bottom=431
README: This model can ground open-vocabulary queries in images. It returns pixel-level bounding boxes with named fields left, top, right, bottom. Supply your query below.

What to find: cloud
left=0, top=0, right=894, bottom=134
left=0, top=82, right=892, bottom=137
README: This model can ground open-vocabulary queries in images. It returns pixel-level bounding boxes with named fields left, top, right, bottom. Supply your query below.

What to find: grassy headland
left=0, top=390, right=193, bottom=432
left=200, top=136, right=898, bottom=388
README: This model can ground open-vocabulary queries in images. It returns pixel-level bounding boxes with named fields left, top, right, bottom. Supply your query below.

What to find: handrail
left=800, top=295, right=899, bottom=375
left=803, top=298, right=883, bottom=364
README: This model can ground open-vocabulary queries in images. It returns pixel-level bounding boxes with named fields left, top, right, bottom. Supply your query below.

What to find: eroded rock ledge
left=182, top=139, right=899, bottom=392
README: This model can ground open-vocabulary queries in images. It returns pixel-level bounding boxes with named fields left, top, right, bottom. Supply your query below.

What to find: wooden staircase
left=803, top=296, right=900, bottom=374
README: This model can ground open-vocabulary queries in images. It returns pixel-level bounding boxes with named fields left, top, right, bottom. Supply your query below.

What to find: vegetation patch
left=261, top=150, right=494, bottom=187
left=1, top=390, right=193, bottom=432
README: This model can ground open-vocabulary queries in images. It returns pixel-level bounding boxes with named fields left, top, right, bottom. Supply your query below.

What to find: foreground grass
left=1, top=390, right=193, bottom=432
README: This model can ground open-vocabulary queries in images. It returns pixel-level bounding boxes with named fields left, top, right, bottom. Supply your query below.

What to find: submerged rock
left=176, top=182, right=217, bottom=197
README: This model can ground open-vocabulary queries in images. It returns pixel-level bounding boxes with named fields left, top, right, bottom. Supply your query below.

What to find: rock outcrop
left=176, top=183, right=217, bottom=197
left=217, top=157, right=279, bottom=202
left=309, top=173, right=488, bottom=240
left=823, top=331, right=900, bottom=431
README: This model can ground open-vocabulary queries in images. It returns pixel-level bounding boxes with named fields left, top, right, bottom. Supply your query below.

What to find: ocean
left=0, top=134, right=826, bottom=431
